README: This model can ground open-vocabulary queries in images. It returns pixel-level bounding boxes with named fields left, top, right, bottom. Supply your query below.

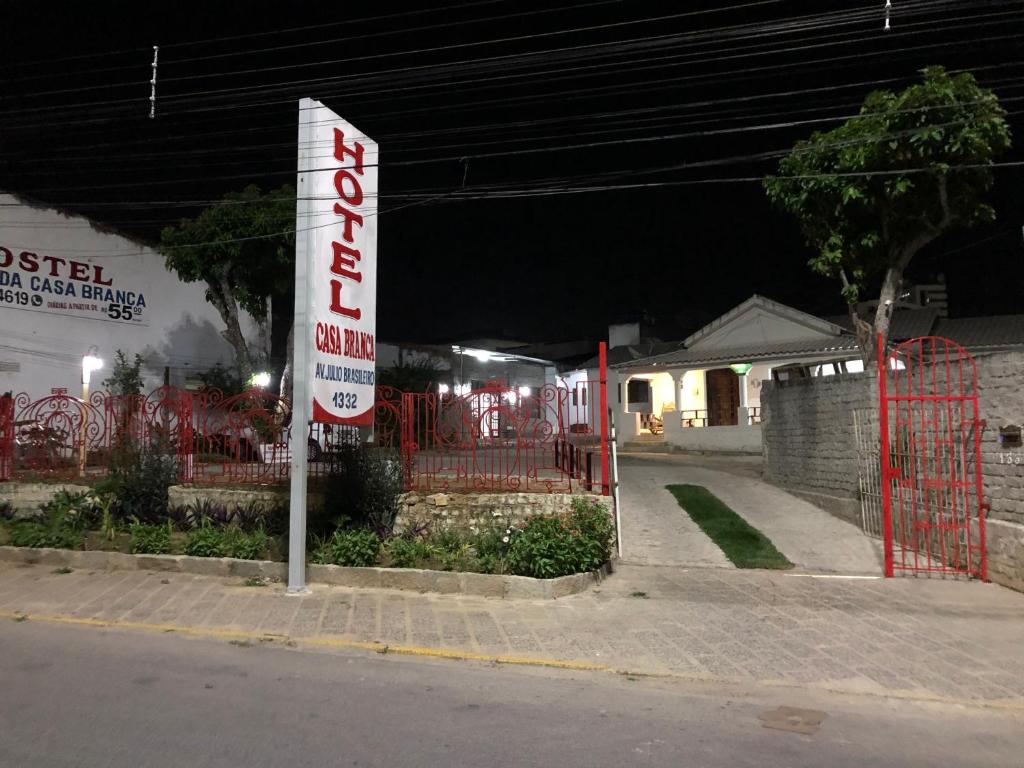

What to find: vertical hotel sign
left=298, top=99, right=378, bottom=426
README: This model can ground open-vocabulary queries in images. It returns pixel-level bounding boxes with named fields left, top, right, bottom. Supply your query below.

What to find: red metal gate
left=878, top=335, right=987, bottom=579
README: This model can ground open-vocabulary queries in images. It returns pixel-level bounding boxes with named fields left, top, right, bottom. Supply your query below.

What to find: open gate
left=878, top=335, right=987, bottom=579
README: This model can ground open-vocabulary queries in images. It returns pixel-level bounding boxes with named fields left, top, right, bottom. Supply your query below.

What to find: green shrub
left=8, top=519, right=83, bottom=550
left=227, top=527, right=270, bottom=560
left=386, top=536, right=434, bottom=569
left=97, top=451, right=178, bottom=525
left=42, top=489, right=98, bottom=532
left=182, top=522, right=271, bottom=560
left=312, top=529, right=381, bottom=567
left=319, top=446, right=403, bottom=538
left=183, top=520, right=229, bottom=558
left=129, top=521, right=172, bottom=555
left=506, top=499, right=614, bottom=579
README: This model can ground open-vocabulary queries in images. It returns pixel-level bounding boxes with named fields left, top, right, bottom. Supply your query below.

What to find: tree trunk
left=871, top=265, right=903, bottom=362
left=279, top=322, right=294, bottom=413
left=255, top=295, right=273, bottom=370
left=210, top=274, right=254, bottom=383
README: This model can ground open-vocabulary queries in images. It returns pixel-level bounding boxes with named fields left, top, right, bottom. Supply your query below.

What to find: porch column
left=737, top=372, right=749, bottom=425
left=673, top=371, right=684, bottom=412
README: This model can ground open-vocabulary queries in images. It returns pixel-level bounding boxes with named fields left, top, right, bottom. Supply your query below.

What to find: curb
left=0, top=546, right=612, bottom=599
left=4, top=610, right=1023, bottom=713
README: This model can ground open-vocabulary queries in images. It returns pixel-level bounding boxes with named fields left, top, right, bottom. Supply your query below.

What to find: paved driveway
left=617, top=454, right=883, bottom=574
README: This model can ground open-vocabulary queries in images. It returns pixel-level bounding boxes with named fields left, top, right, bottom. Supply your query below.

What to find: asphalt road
left=1, top=620, right=1021, bottom=768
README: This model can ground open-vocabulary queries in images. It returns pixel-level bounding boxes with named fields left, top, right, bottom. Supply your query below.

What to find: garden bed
left=0, top=546, right=612, bottom=599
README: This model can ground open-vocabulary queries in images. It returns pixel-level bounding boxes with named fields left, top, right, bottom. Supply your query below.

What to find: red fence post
left=599, top=341, right=610, bottom=496
left=0, top=395, right=12, bottom=481
left=877, top=333, right=895, bottom=578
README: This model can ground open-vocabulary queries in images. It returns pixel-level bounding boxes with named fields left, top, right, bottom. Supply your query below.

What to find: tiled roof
left=933, top=316, right=1024, bottom=350
left=614, top=337, right=862, bottom=370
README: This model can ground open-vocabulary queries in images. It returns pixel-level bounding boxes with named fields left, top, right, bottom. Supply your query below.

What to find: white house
left=609, top=296, right=863, bottom=454
left=0, top=193, right=253, bottom=396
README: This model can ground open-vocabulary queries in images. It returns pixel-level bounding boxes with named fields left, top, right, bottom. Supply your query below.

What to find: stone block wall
left=0, top=482, right=92, bottom=515
left=971, top=352, right=1024, bottom=591
left=760, top=351, right=1024, bottom=591
left=761, top=372, right=875, bottom=523
left=396, top=492, right=614, bottom=534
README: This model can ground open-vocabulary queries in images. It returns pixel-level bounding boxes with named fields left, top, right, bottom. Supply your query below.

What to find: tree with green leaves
left=765, top=67, right=1011, bottom=354
left=160, top=185, right=295, bottom=386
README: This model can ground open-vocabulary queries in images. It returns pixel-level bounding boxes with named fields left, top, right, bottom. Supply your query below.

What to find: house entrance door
left=706, top=369, right=739, bottom=427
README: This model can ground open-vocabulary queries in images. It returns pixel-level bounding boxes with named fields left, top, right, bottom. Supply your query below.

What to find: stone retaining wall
left=760, top=372, right=874, bottom=524
left=395, top=491, right=614, bottom=534
left=0, top=482, right=92, bottom=515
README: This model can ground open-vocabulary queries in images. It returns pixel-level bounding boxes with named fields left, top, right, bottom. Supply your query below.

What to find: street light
left=80, top=347, right=103, bottom=476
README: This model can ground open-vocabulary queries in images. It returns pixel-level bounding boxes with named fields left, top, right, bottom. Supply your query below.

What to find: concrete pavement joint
left=5, top=608, right=1024, bottom=714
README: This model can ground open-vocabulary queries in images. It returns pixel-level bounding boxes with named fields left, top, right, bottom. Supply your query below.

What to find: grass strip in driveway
left=667, top=484, right=793, bottom=570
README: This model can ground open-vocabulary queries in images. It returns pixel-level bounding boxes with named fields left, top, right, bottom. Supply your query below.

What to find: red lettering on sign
left=333, top=170, right=364, bottom=207
left=330, top=241, right=362, bottom=283
left=68, top=260, right=89, bottom=282
left=18, top=252, right=39, bottom=273
left=93, top=265, right=113, bottom=286
left=42, top=255, right=66, bottom=277
left=330, top=280, right=361, bottom=321
left=333, top=129, right=365, bottom=175
left=0, top=246, right=11, bottom=268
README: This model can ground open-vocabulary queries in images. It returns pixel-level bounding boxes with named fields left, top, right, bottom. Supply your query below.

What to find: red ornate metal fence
left=397, top=382, right=602, bottom=493
left=878, top=335, right=987, bottom=579
left=0, top=394, right=13, bottom=481
left=0, top=375, right=609, bottom=494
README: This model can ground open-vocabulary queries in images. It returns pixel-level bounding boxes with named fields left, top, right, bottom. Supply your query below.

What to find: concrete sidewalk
left=618, top=455, right=882, bottom=574
left=3, top=561, right=1023, bottom=707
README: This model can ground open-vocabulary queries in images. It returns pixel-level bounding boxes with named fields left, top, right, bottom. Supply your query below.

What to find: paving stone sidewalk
left=3, top=560, right=1024, bottom=706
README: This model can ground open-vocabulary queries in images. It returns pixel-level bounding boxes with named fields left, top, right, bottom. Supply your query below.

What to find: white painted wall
left=663, top=420, right=762, bottom=454
left=688, top=305, right=837, bottom=350
left=0, top=194, right=255, bottom=395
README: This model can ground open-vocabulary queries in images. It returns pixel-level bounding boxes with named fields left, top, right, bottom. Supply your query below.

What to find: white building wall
left=0, top=194, right=254, bottom=395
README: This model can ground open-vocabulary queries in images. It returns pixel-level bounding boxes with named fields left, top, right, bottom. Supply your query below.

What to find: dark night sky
left=2, top=0, right=1022, bottom=344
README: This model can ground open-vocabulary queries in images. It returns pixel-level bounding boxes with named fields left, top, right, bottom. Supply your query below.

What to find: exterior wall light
left=729, top=363, right=753, bottom=376
left=250, top=371, right=272, bottom=388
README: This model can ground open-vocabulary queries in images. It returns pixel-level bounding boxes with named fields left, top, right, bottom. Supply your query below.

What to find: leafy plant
left=8, top=519, right=82, bottom=550
left=319, top=446, right=403, bottom=538
left=187, top=499, right=234, bottom=528
left=42, top=489, right=97, bottom=532
left=311, top=529, right=381, bottom=567
left=506, top=498, right=614, bottom=579
left=97, top=451, right=178, bottom=525
left=196, top=362, right=246, bottom=398
left=129, top=521, right=173, bottom=555
left=183, top=520, right=230, bottom=558
left=386, top=536, right=435, bottom=569
left=764, top=66, right=1012, bottom=353
left=102, top=350, right=146, bottom=396
left=0, top=501, right=14, bottom=521
left=227, top=527, right=269, bottom=560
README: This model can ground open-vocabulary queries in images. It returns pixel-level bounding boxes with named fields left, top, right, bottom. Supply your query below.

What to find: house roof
left=614, top=336, right=862, bottom=371
left=684, top=294, right=846, bottom=348
left=576, top=340, right=684, bottom=371
left=933, top=315, right=1024, bottom=350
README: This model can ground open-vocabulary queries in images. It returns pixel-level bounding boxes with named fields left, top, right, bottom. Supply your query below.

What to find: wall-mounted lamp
left=249, top=371, right=272, bottom=388
left=729, top=363, right=753, bottom=376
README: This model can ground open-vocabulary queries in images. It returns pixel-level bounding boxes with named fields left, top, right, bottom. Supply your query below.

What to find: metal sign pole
left=287, top=98, right=315, bottom=595
left=608, top=406, right=623, bottom=558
